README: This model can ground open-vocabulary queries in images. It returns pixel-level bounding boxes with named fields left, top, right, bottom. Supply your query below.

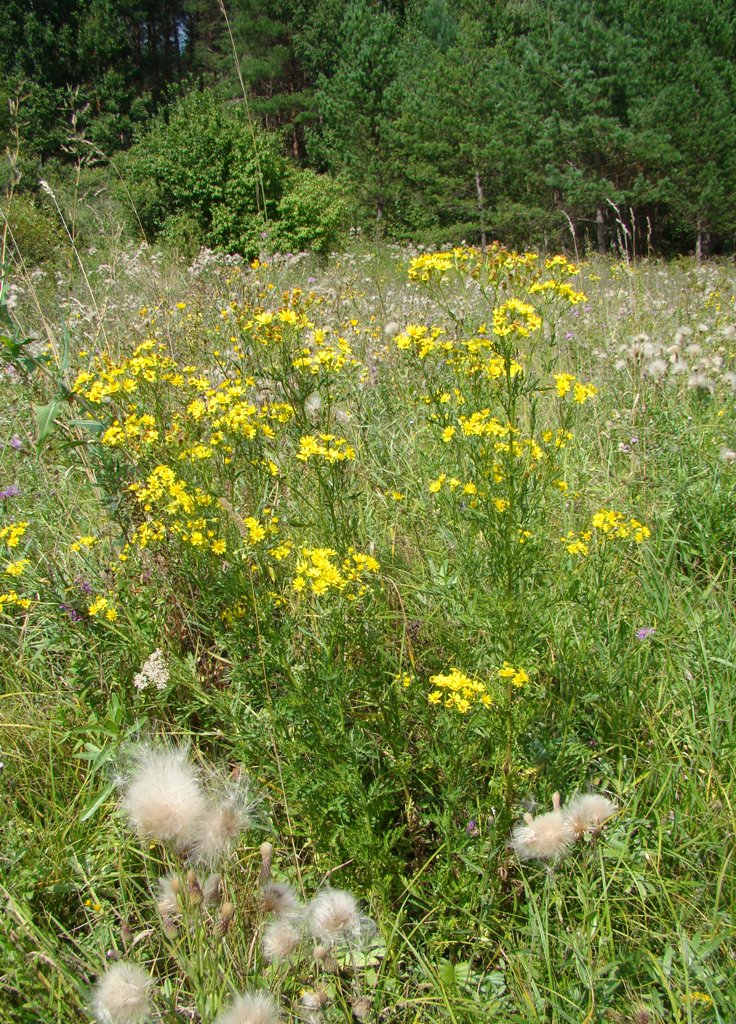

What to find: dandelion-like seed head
left=120, top=745, right=207, bottom=850
left=308, top=888, right=360, bottom=945
left=92, top=961, right=153, bottom=1024
left=563, top=794, right=617, bottom=839
left=216, top=990, right=280, bottom=1024
left=261, top=881, right=301, bottom=918
left=510, top=810, right=574, bottom=861
left=262, top=919, right=302, bottom=962
left=189, top=780, right=254, bottom=865
left=156, top=874, right=181, bottom=919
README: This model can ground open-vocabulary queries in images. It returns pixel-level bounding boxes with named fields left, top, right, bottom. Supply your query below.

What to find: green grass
left=1, top=242, right=735, bottom=1023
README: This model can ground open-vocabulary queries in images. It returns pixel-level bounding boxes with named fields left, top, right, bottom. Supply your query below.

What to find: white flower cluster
left=132, top=649, right=169, bottom=692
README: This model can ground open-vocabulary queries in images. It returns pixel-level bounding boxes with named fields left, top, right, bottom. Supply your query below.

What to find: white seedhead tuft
left=120, top=745, right=207, bottom=850
left=92, top=961, right=154, bottom=1024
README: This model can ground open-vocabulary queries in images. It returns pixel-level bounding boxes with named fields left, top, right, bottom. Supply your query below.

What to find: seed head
left=309, top=888, right=360, bottom=944
left=189, top=779, right=255, bottom=865
left=563, top=794, right=617, bottom=839
left=262, top=919, right=302, bottom=962
left=510, top=810, right=574, bottom=861
left=261, top=881, right=301, bottom=918
left=120, top=745, right=207, bottom=850
left=92, top=961, right=153, bottom=1024
left=216, top=990, right=280, bottom=1024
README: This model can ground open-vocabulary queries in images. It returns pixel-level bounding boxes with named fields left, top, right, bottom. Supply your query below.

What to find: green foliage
left=122, top=89, right=345, bottom=257
left=271, top=169, right=348, bottom=256
left=2, top=193, right=65, bottom=264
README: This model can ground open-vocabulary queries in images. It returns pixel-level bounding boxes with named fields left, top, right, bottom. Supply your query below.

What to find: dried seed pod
left=352, top=996, right=372, bottom=1020
left=203, top=873, right=222, bottom=907
left=214, top=901, right=235, bottom=937
left=186, top=870, right=203, bottom=906
left=259, top=842, right=274, bottom=885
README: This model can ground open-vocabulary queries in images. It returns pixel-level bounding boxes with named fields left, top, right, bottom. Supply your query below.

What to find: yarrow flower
left=132, top=649, right=169, bottom=691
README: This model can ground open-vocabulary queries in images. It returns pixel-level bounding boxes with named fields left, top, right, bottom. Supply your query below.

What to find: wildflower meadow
left=2, top=239, right=736, bottom=1024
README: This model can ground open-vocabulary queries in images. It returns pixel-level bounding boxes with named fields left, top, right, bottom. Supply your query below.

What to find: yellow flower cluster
left=101, top=413, right=159, bottom=448
left=4, top=558, right=29, bottom=577
left=561, top=530, right=593, bottom=557
left=529, top=279, right=586, bottom=304
left=407, top=248, right=474, bottom=282
left=498, top=662, right=529, bottom=688
left=0, top=590, right=31, bottom=611
left=292, top=330, right=358, bottom=374
left=408, top=245, right=583, bottom=298
left=87, top=595, right=118, bottom=622
left=296, top=434, right=355, bottom=463
left=563, top=510, right=650, bottom=556
left=492, top=299, right=542, bottom=338
left=292, top=547, right=380, bottom=599
left=73, top=341, right=182, bottom=403
left=428, top=667, right=493, bottom=713
left=591, top=510, right=650, bottom=542
left=128, top=465, right=225, bottom=555
left=428, top=474, right=479, bottom=499
left=554, top=373, right=598, bottom=403
left=395, top=323, right=452, bottom=360
left=0, top=521, right=29, bottom=548
left=70, top=535, right=97, bottom=552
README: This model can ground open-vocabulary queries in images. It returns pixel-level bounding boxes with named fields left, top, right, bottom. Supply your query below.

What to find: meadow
left=2, top=237, right=736, bottom=1024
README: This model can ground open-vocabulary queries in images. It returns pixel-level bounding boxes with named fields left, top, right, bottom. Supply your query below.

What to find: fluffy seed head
left=92, top=961, right=153, bottom=1024
left=120, top=746, right=207, bottom=849
left=216, top=990, right=280, bottom=1024
left=564, top=794, right=617, bottom=839
left=510, top=810, right=574, bottom=861
left=190, top=776, right=256, bottom=865
left=156, top=875, right=181, bottom=919
left=309, top=888, right=360, bottom=944
left=261, top=881, right=301, bottom=918
left=203, top=872, right=223, bottom=906
left=262, top=919, right=302, bottom=962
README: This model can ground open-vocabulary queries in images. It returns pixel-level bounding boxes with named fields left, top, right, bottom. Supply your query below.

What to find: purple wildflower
left=465, top=819, right=480, bottom=837
left=0, top=485, right=20, bottom=499
left=75, top=577, right=93, bottom=594
left=635, top=626, right=656, bottom=641
left=60, top=603, right=84, bottom=623
left=9, top=436, right=22, bottom=450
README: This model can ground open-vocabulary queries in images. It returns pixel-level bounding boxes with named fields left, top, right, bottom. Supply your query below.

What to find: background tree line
left=1, top=0, right=735, bottom=256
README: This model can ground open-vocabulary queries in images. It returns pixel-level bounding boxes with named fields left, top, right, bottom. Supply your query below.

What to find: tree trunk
left=596, top=205, right=607, bottom=254
left=475, top=171, right=487, bottom=251
left=696, top=215, right=703, bottom=262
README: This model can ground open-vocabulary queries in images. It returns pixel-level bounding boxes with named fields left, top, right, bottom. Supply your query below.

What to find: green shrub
left=2, top=193, right=65, bottom=265
left=121, top=90, right=348, bottom=259
left=271, top=169, right=348, bottom=256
